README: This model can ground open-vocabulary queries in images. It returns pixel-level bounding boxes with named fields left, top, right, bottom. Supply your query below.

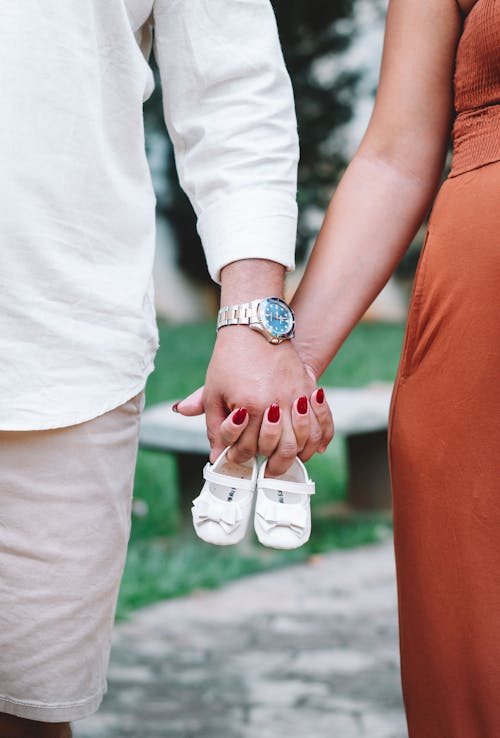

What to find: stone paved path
left=75, top=542, right=407, bottom=738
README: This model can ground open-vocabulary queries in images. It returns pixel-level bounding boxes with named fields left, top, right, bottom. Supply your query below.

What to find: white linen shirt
left=0, top=0, right=299, bottom=430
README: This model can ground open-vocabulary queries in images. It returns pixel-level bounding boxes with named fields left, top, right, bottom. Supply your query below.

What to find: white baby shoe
left=191, top=447, right=258, bottom=546
left=254, top=457, right=315, bottom=549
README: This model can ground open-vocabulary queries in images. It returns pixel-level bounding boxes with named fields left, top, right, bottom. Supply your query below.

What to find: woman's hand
left=198, top=388, right=334, bottom=472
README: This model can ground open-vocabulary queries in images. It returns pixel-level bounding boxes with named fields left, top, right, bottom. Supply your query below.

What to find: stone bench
left=139, top=383, right=394, bottom=518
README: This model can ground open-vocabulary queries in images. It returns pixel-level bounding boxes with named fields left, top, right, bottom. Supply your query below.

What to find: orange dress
left=388, top=1, right=500, bottom=735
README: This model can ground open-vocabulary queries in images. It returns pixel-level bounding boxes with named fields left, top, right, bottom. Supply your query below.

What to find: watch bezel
left=258, top=297, right=295, bottom=339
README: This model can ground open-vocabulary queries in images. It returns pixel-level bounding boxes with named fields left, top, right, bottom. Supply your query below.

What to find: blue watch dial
left=258, top=297, right=294, bottom=338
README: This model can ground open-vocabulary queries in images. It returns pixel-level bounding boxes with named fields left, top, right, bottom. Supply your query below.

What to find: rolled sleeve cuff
left=197, top=189, right=297, bottom=283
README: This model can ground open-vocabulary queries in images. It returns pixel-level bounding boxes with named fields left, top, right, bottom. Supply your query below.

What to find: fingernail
left=172, top=402, right=180, bottom=413
left=297, top=396, right=308, bottom=415
left=268, top=403, right=280, bottom=423
left=232, top=408, right=248, bottom=426
left=316, top=388, right=325, bottom=404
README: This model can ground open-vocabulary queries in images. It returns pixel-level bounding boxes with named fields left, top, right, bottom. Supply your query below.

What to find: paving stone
left=289, top=648, right=376, bottom=675
left=107, top=664, right=155, bottom=684
left=74, top=541, right=407, bottom=738
left=245, top=705, right=363, bottom=738
left=360, top=710, right=409, bottom=738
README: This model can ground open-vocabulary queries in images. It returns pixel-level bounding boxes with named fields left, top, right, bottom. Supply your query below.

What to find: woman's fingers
left=225, top=390, right=331, bottom=472
left=289, top=387, right=334, bottom=461
left=310, top=387, right=334, bottom=452
left=257, top=402, right=283, bottom=458
left=291, top=395, right=311, bottom=454
left=172, top=385, right=205, bottom=416
left=265, top=408, right=299, bottom=477
left=218, top=407, right=250, bottom=452
left=296, top=395, right=324, bottom=462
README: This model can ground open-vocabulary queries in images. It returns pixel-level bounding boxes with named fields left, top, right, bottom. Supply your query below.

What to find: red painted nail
left=316, top=388, right=325, bottom=404
left=297, top=396, right=308, bottom=415
left=268, top=403, right=280, bottom=423
left=232, top=407, right=248, bottom=426
left=172, top=402, right=180, bottom=413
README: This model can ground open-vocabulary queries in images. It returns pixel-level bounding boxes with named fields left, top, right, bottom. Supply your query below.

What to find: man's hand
left=192, top=325, right=322, bottom=475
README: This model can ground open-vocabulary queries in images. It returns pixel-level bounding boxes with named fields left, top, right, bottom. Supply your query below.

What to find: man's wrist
left=219, top=259, right=286, bottom=306
left=217, top=296, right=295, bottom=345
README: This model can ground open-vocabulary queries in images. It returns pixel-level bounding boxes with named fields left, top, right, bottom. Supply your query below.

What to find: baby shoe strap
left=203, top=463, right=256, bottom=492
left=258, top=477, right=315, bottom=495
left=193, top=495, right=244, bottom=534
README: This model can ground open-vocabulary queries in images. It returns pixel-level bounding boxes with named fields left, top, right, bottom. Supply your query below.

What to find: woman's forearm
left=291, top=151, right=444, bottom=379
left=290, top=0, right=462, bottom=380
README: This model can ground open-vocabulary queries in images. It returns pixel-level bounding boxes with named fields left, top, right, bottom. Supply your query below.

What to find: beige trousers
left=0, top=390, right=145, bottom=722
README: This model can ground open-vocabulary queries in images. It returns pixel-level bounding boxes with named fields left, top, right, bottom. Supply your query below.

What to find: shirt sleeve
left=152, top=0, right=299, bottom=283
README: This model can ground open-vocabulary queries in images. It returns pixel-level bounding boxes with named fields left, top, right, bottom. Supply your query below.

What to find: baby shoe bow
left=191, top=448, right=258, bottom=546
left=254, top=457, right=315, bottom=550
left=193, top=491, right=244, bottom=534
left=255, top=497, right=308, bottom=536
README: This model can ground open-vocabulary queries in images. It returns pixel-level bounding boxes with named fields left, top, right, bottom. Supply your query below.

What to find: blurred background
left=118, top=0, right=424, bottom=621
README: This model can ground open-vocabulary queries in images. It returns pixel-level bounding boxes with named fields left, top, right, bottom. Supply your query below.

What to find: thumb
left=173, top=385, right=205, bottom=416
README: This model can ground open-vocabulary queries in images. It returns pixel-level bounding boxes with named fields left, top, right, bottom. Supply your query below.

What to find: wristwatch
left=217, top=297, right=295, bottom=345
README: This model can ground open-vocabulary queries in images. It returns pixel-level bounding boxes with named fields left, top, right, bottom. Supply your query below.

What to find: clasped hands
left=174, top=325, right=334, bottom=476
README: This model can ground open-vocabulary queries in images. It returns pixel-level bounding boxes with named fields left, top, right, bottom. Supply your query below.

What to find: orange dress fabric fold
left=389, top=1, right=500, bottom=735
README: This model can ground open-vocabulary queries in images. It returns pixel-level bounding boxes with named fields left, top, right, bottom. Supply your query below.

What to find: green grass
left=116, top=320, right=404, bottom=620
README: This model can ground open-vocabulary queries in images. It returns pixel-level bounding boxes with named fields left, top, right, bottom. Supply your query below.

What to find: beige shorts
left=0, top=390, right=145, bottom=723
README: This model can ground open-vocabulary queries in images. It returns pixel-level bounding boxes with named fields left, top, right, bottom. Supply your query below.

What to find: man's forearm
left=153, top=0, right=298, bottom=285
left=220, top=259, right=286, bottom=306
